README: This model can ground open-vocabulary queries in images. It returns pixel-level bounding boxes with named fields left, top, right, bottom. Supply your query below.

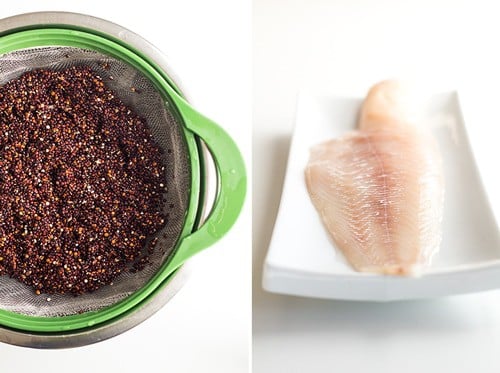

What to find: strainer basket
left=0, top=12, right=246, bottom=339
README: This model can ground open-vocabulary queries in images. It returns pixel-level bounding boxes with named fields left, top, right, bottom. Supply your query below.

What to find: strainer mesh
left=0, top=47, right=191, bottom=317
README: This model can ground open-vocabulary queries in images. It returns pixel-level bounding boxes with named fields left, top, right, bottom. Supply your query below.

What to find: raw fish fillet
left=305, top=81, right=444, bottom=275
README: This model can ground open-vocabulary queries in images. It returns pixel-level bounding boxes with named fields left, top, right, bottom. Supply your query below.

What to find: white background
left=253, top=0, right=500, bottom=372
left=0, top=1, right=251, bottom=372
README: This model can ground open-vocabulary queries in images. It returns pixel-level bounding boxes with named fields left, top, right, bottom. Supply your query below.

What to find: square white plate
left=263, top=90, right=500, bottom=301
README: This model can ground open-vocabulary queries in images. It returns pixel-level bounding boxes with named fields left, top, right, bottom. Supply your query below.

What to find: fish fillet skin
left=305, top=81, right=444, bottom=275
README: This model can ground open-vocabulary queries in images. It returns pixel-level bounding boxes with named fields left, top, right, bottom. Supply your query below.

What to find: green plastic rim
left=0, top=27, right=246, bottom=332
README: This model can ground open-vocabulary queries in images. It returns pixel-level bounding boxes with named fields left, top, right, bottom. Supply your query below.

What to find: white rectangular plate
left=263, top=90, right=500, bottom=301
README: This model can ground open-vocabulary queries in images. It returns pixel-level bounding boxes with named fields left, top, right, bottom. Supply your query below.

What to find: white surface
left=253, top=0, right=500, bottom=372
left=263, top=91, right=500, bottom=301
left=0, top=1, right=251, bottom=372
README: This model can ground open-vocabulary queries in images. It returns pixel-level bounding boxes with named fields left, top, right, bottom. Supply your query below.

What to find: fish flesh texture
left=305, top=81, right=443, bottom=275
left=305, top=81, right=444, bottom=275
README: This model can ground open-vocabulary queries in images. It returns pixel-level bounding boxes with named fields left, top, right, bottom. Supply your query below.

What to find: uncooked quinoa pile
left=0, top=66, right=167, bottom=295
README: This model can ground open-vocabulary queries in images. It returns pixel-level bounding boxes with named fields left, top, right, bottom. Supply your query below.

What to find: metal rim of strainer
left=0, top=12, right=246, bottom=345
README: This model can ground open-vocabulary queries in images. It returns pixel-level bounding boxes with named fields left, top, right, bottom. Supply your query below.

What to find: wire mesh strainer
left=0, top=15, right=246, bottom=334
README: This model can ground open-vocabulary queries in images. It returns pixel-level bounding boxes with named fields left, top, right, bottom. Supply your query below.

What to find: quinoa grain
left=0, top=66, right=167, bottom=295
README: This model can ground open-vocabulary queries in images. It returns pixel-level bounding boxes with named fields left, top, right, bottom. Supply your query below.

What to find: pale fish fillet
left=305, top=81, right=444, bottom=275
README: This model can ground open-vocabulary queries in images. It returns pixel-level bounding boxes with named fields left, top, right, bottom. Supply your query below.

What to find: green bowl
left=0, top=20, right=246, bottom=333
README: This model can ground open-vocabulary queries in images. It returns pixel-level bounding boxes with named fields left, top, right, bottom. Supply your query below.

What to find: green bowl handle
left=164, top=95, right=247, bottom=271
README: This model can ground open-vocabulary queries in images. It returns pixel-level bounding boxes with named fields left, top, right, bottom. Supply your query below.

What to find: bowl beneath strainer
left=0, top=11, right=246, bottom=343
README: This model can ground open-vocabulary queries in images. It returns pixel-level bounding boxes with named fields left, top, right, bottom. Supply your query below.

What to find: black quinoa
left=0, top=66, right=167, bottom=295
